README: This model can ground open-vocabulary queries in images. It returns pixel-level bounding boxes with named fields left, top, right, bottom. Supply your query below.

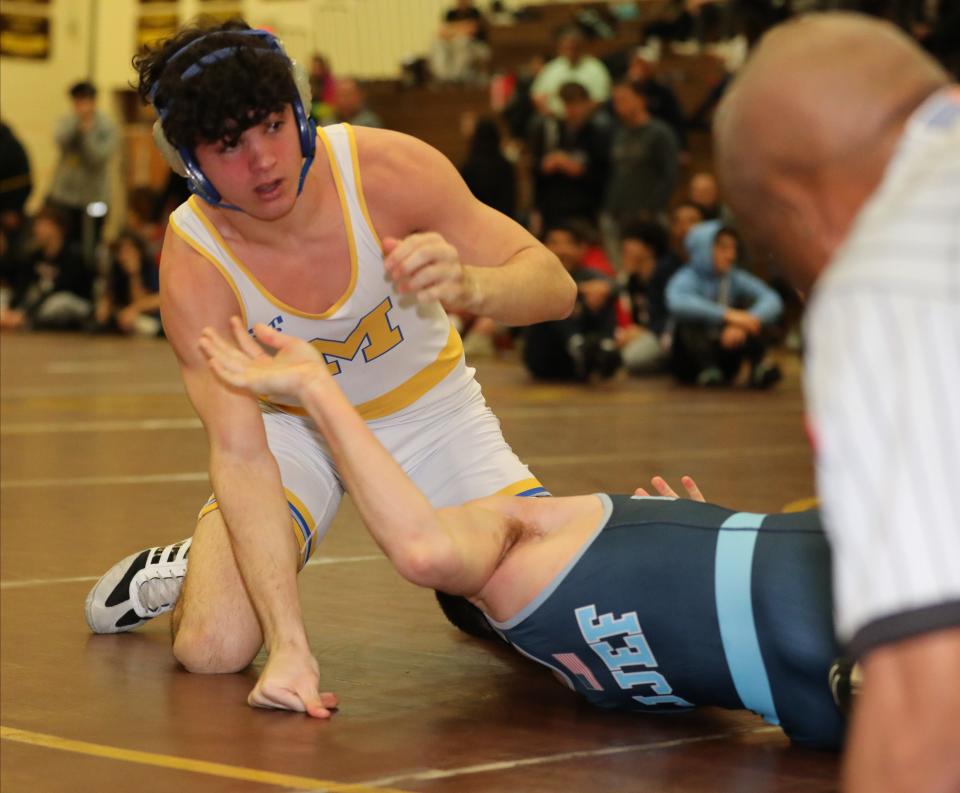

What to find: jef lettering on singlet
left=575, top=605, right=692, bottom=708
left=308, top=297, right=404, bottom=376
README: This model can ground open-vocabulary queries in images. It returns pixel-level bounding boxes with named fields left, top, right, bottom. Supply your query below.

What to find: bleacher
left=364, top=1, right=727, bottom=174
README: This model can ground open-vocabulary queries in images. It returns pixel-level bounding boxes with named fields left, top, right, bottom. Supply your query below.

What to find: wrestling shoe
left=84, top=538, right=191, bottom=633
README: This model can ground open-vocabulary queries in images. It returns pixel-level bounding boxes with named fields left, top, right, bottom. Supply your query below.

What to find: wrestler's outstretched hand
left=200, top=316, right=330, bottom=399
left=248, top=644, right=338, bottom=719
left=634, top=475, right=705, bottom=502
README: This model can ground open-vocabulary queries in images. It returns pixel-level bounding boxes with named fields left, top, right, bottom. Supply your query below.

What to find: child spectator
left=666, top=221, right=782, bottom=388
left=523, top=223, right=621, bottom=381
left=616, top=220, right=677, bottom=375
left=91, top=230, right=161, bottom=336
left=0, top=207, right=91, bottom=331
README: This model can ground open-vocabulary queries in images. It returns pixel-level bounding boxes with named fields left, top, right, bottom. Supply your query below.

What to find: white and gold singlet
left=168, top=124, right=545, bottom=565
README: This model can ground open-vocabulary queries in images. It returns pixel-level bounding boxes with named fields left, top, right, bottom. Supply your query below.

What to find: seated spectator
left=323, top=79, right=383, bottom=129
left=125, top=186, right=164, bottom=260
left=501, top=52, right=548, bottom=140
left=91, top=230, right=161, bottom=336
left=602, top=79, right=680, bottom=265
left=308, top=54, right=336, bottom=124
left=625, top=50, right=688, bottom=157
left=529, top=81, right=611, bottom=233
left=531, top=27, right=612, bottom=116
left=667, top=201, right=705, bottom=270
left=666, top=222, right=782, bottom=388
left=0, top=207, right=92, bottom=331
left=430, top=0, right=490, bottom=85
left=687, top=171, right=722, bottom=220
left=523, top=223, right=621, bottom=382
left=0, top=121, right=33, bottom=296
left=459, top=116, right=516, bottom=218
left=616, top=221, right=678, bottom=375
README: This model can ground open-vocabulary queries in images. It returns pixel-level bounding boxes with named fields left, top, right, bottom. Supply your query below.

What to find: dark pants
left=670, top=322, right=769, bottom=384
left=46, top=201, right=107, bottom=266
left=523, top=302, right=617, bottom=381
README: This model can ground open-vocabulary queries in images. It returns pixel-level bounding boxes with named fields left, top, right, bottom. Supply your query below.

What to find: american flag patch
left=553, top=653, right=603, bottom=691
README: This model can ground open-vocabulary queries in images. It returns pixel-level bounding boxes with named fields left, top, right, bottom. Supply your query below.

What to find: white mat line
left=0, top=445, right=809, bottom=489
left=0, top=554, right=386, bottom=590
left=1, top=418, right=203, bottom=434
left=0, top=402, right=806, bottom=433
left=354, top=727, right=782, bottom=789
left=44, top=361, right=133, bottom=375
left=0, top=383, right=185, bottom=398
left=1, top=472, right=210, bottom=489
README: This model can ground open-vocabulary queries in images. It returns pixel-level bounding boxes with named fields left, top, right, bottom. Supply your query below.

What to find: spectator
left=323, top=78, right=383, bottom=129
left=308, top=54, right=336, bottom=124
left=46, top=81, right=117, bottom=256
left=430, top=0, right=490, bottom=85
left=602, top=79, right=680, bottom=265
left=460, top=116, right=516, bottom=218
left=617, top=220, right=678, bottom=374
left=0, top=120, right=32, bottom=218
left=523, top=223, right=621, bottom=381
left=91, top=230, right=161, bottom=336
left=687, top=171, right=722, bottom=219
left=531, top=27, right=612, bottom=116
left=0, top=207, right=92, bottom=331
left=666, top=200, right=705, bottom=269
left=0, top=120, right=33, bottom=293
left=529, top=81, right=611, bottom=233
left=125, top=187, right=164, bottom=260
left=501, top=52, right=548, bottom=139
left=626, top=50, right=688, bottom=155
left=666, top=222, right=782, bottom=387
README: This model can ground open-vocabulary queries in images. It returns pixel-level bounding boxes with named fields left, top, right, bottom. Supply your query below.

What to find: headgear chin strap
left=149, top=28, right=316, bottom=211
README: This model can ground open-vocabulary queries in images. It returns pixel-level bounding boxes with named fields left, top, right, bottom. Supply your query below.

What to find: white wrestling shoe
left=84, top=539, right=191, bottom=633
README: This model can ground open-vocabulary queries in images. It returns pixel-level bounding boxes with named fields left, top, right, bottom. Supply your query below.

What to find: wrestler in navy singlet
left=488, top=495, right=844, bottom=748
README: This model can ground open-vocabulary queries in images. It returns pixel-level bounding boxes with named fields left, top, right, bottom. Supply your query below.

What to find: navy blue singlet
left=488, top=495, right=844, bottom=748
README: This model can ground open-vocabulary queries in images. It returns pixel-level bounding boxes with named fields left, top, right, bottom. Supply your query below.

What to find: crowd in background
left=0, top=0, right=956, bottom=389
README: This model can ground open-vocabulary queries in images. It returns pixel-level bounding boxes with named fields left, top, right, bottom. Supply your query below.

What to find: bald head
left=715, top=13, right=949, bottom=289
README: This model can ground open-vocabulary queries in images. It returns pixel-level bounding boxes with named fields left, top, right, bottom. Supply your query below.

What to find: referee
left=715, top=13, right=960, bottom=793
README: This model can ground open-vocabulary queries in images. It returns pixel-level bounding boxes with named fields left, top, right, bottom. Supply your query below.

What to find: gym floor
left=0, top=332, right=837, bottom=793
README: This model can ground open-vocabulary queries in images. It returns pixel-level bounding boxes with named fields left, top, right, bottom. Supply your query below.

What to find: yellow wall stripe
left=0, top=725, right=411, bottom=793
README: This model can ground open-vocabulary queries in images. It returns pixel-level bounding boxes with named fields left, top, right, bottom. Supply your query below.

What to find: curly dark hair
left=134, top=17, right=299, bottom=150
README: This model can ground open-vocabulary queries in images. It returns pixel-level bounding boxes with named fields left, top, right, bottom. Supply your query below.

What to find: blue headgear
left=148, top=29, right=316, bottom=211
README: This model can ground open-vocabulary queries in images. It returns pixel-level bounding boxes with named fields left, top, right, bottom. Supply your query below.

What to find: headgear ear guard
left=148, top=28, right=316, bottom=210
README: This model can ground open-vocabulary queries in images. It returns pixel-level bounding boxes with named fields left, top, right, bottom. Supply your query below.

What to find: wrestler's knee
left=172, top=612, right=261, bottom=674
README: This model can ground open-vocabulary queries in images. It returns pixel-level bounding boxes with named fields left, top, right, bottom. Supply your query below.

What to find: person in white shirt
left=714, top=12, right=960, bottom=793
left=531, top=26, right=611, bottom=117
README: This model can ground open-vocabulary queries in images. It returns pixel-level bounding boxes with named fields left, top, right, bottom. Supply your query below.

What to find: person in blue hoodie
left=666, top=221, right=783, bottom=388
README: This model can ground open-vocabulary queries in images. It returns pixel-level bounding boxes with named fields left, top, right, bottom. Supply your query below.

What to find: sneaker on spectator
left=462, top=330, right=495, bottom=358
left=85, top=539, right=191, bottom=634
left=696, top=366, right=725, bottom=387
left=596, top=338, right=622, bottom=380
left=567, top=333, right=591, bottom=381
left=750, top=360, right=783, bottom=389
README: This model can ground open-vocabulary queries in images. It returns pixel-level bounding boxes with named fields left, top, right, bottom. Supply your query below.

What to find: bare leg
left=171, top=510, right=264, bottom=674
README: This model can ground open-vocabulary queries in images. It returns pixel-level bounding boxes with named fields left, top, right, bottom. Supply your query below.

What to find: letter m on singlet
left=310, top=297, right=403, bottom=376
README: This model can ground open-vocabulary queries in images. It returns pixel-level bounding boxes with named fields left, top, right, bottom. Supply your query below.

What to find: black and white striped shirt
left=805, top=86, right=960, bottom=658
